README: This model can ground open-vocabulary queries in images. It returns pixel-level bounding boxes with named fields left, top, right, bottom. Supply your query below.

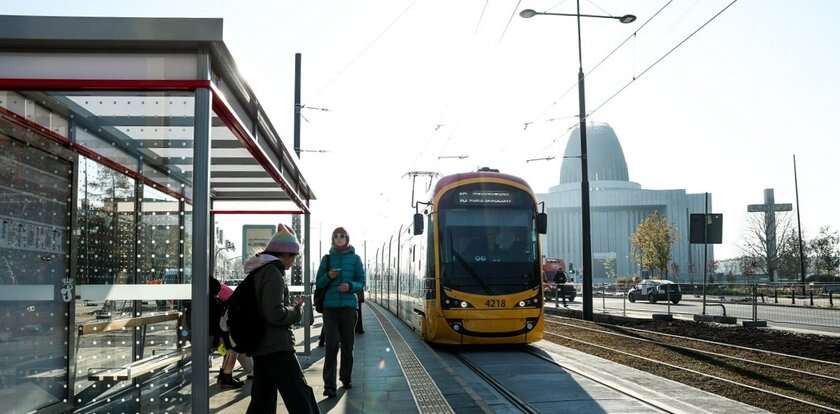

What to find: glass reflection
left=0, top=133, right=69, bottom=412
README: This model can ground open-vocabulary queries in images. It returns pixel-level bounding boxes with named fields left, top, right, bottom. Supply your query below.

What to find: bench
left=76, top=311, right=186, bottom=382
left=87, top=346, right=190, bottom=382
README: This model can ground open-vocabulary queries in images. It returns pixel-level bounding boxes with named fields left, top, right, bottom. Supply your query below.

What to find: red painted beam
left=0, top=78, right=312, bottom=213
left=0, top=105, right=192, bottom=204
left=210, top=210, right=304, bottom=215
left=209, top=83, right=310, bottom=214
left=0, top=78, right=210, bottom=90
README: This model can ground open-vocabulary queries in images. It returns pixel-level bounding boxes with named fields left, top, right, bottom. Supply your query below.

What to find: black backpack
left=314, top=255, right=335, bottom=313
left=225, top=263, right=276, bottom=354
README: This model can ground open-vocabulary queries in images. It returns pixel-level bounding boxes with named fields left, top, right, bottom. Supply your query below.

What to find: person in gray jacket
left=245, top=224, right=319, bottom=414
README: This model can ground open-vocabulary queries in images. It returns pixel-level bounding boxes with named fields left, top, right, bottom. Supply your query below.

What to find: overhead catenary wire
left=584, top=0, right=614, bottom=17
left=313, top=0, right=417, bottom=99
left=524, top=0, right=674, bottom=126
left=586, top=0, right=674, bottom=79
left=474, top=0, right=490, bottom=36
left=498, top=0, right=524, bottom=44
left=547, top=0, right=572, bottom=13
left=588, top=0, right=739, bottom=117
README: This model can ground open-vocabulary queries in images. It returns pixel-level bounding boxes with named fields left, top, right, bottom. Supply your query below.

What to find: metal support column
left=132, top=158, right=145, bottom=364
left=304, top=204, right=312, bottom=355
left=191, top=51, right=213, bottom=414
left=702, top=192, right=709, bottom=315
left=66, top=116, right=80, bottom=404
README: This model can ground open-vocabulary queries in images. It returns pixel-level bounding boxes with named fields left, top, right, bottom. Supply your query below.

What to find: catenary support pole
left=294, top=53, right=302, bottom=157
left=577, top=0, right=594, bottom=322
left=794, top=155, right=806, bottom=295
left=702, top=192, right=709, bottom=315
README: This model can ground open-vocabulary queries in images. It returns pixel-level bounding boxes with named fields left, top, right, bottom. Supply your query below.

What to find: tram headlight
left=515, top=294, right=542, bottom=308
left=442, top=293, right=474, bottom=309
left=526, top=321, right=534, bottom=330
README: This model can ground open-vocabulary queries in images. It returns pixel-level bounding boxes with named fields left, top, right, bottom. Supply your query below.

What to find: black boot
left=217, top=370, right=244, bottom=390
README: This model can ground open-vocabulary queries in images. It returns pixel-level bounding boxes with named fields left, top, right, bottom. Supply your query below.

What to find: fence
left=573, top=282, right=840, bottom=333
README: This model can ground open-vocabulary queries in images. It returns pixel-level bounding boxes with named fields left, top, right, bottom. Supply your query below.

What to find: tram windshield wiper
left=448, top=231, right=493, bottom=295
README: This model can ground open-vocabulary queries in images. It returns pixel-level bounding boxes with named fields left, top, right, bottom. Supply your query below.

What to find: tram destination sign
left=457, top=190, right=513, bottom=206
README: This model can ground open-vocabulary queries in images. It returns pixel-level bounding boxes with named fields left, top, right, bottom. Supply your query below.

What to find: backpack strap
left=321, top=255, right=336, bottom=289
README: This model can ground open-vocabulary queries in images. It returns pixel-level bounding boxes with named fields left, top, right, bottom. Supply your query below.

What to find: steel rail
left=544, top=318, right=840, bottom=382
left=523, top=349, right=675, bottom=414
left=544, top=331, right=840, bottom=413
left=452, top=352, right=539, bottom=414
left=545, top=313, right=840, bottom=368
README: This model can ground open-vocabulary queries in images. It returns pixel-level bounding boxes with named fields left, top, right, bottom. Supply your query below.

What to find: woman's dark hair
left=209, top=277, right=221, bottom=297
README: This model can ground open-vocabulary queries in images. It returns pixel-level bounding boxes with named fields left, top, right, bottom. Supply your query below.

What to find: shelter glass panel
left=0, top=133, right=71, bottom=413
left=0, top=88, right=196, bottom=412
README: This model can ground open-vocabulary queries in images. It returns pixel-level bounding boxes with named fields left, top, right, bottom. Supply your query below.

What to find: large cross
left=747, top=188, right=792, bottom=280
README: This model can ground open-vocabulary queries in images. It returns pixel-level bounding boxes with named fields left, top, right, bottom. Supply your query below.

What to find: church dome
left=559, top=123, right=629, bottom=183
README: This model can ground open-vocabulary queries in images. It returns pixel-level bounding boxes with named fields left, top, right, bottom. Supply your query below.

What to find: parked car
left=628, top=280, right=681, bottom=304
left=223, top=278, right=244, bottom=288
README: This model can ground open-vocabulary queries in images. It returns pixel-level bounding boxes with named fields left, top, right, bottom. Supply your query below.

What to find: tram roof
left=434, top=171, right=533, bottom=195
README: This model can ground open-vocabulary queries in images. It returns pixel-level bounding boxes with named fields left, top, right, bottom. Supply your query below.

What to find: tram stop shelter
left=0, top=15, right=316, bottom=413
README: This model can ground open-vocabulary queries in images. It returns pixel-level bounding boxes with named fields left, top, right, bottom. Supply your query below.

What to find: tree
left=740, top=212, right=794, bottom=281
left=777, top=231, right=810, bottom=281
left=630, top=211, right=679, bottom=279
left=810, top=226, right=840, bottom=277
left=604, top=257, right=617, bottom=280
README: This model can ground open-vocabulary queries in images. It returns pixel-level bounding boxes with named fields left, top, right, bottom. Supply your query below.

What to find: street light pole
left=520, top=3, right=634, bottom=321
left=574, top=0, right=595, bottom=321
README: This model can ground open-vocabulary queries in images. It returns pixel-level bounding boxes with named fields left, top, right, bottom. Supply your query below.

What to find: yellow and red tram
left=370, top=168, right=548, bottom=344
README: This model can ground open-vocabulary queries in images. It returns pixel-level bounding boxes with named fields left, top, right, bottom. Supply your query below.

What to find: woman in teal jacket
left=315, top=227, right=365, bottom=397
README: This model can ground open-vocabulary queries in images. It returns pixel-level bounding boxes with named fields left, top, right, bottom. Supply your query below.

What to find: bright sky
left=4, top=0, right=839, bottom=261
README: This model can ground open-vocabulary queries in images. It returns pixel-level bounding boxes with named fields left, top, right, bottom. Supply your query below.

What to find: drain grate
left=369, top=304, right=454, bottom=414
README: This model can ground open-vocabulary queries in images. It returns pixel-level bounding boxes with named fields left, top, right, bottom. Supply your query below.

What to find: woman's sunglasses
left=333, top=234, right=347, bottom=240
left=278, top=252, right=298, bottom=258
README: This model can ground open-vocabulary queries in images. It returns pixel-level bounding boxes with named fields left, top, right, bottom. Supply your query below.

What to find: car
left=223, top=278, right=244, bottom=288
left=627, top=279, right=681, bottom=304
left=544, top=281, right=577, bottom=302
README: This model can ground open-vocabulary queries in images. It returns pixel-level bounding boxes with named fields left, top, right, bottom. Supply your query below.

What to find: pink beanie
left=263, top=223, right=300, bottom=254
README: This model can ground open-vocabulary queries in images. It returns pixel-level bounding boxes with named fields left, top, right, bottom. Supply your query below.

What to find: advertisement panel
left=241, top=225, right=277, bottom=262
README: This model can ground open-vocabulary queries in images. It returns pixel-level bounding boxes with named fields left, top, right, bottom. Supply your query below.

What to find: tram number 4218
left=485, top=299, right=507, bottom=308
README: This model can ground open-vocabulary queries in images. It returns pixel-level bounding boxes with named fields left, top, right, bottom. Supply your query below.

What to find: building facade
left=538, top=123, right=713, bottom=283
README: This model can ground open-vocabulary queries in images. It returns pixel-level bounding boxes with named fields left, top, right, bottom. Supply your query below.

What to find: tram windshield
left=438, top=184, right=540, bottom=295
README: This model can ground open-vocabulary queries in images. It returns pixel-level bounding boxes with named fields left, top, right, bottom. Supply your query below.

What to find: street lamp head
left=619, top=14, right=637, bottom=24
left=519, top=9, right=538, bottom=19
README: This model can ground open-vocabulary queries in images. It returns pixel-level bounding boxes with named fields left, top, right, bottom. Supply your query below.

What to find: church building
left=537, top=123, right=713, bottom=283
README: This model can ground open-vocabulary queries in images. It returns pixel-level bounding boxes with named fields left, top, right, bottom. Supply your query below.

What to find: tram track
left=453, top=349, right=674, bottom=414
left=545, top=315, right=840, bottom=382
left=546, top=314, right=840, bottom=370
left=543, top=315, right=840, bottom=413
left=452, top=351, right=540, bottom=414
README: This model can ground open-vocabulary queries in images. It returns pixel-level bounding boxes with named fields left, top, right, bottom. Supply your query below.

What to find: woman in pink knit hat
left=243, top=224, right=319, bottom=413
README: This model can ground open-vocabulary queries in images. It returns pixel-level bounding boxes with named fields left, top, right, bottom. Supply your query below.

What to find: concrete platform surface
left=209, top=304, right=769, bottom=413
left=210, top=305, right=417, bottom=414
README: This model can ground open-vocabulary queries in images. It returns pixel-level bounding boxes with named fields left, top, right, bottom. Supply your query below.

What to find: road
left=548, top=296, right=840, bottom=336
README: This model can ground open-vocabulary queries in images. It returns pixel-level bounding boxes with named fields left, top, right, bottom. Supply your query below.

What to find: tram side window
left=424, top=214, right=435, bottom=299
